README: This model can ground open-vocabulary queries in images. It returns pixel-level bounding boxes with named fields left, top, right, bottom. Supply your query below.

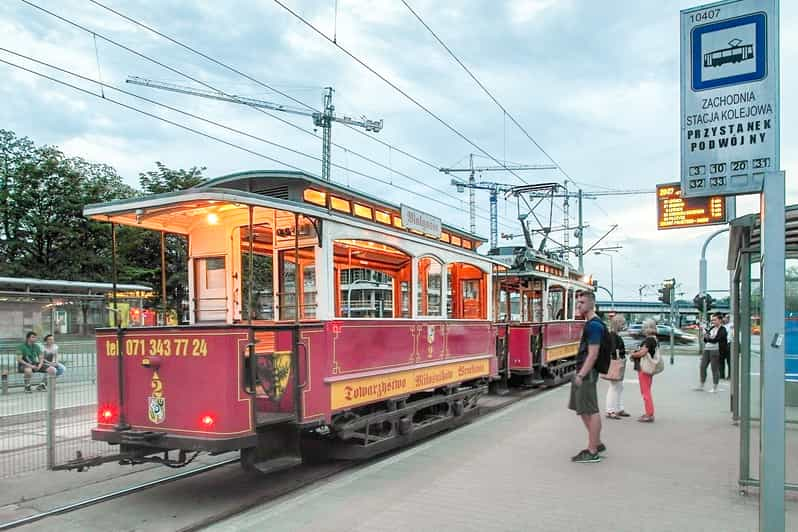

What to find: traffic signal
left=692, top=293, right=714, bottom=311
left=658, top=287, right=671, bottom=305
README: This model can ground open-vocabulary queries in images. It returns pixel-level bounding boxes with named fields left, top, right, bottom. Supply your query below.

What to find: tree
left=0, top=130, right=134, bottom=280
left=138, top=161, right=206, bottom=195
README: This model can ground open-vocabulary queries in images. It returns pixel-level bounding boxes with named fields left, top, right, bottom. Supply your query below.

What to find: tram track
left=0, top=384, right=555, bottom=531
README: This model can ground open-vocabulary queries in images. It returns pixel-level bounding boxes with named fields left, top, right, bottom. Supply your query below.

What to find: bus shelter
left=727, top=205, right=798, bottom=492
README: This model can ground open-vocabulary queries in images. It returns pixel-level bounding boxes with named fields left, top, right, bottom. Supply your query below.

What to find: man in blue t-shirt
left=568, top=291, right=605, bottom=463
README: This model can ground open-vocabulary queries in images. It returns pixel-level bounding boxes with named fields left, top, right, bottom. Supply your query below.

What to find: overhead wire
left=401, top=1, right=653, bottom=245
left=19, top=0, right=517, bottom=231
left=269, top=0, right=531, bottom=186
left=82, top=0, right=530, bottom=230
left=0, top=49, right=516, bottom=232
left=86, top=0, right=443, bottom=173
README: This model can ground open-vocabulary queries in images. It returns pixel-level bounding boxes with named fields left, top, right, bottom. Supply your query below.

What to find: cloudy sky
left=2, top=0, right=796, bottom=300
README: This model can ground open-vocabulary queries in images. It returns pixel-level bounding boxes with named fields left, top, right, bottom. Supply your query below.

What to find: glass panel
left=549, top=289, right=564, bottom=320
left=302, top=264, right=317, bottom=319
left=417, top=257, right=442, bottom=317
left=353, top=203, right=373, bottom=219
left=241, top=252, right=273, bottom=320
left=303, top=188, right=326, bottom=206
left=786, top=258, right=798, bottom=488
left=330, top=196, right=351, bottom=213
left=279, top=254, right=297, bottom=321
left=375, top=210, right=391, bottom=224
left=339, top=268, right=394, bottom=318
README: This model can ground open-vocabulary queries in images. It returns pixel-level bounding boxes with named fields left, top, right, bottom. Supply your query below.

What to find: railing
left=0, top=342, right=114, bottom=478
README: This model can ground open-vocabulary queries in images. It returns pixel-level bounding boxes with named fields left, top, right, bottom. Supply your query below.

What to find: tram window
left=447, top=262, right=487, bottom=319
left=392, top=216, right=403, bottom=229
left=417, top=257, right=442, bottom=317
left=451, top=235, right=461, bottom=246
left=302, top=264, right=317, bottom=319
left=333, top=239, right=410, bottom=318
left=440, top=232, right=450, bottom=243
left=462, top=240, right=473, bottom=250
left=279, top=254, right=298, bottom=321
left=353, top=203, right=373, bottom=220
left=375, top=210, right=391, bottom=225
left=303, top=188, right=327, bottom=207
left=330, top=196, right=351, bottom=213
left=549, top=288, right=565, bottom=320
left=240, top=225, right=274, bottom=321
left=241, top=251, right=274, bottom=320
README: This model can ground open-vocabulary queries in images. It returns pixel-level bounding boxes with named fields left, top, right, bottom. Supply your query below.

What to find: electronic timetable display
left=657, top=183, right=726, bottom=230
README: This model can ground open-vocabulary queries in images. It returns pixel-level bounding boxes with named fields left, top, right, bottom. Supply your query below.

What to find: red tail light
left=99, top=405, right=117, bottom=423
left=200, top=414, right=215, bottom=428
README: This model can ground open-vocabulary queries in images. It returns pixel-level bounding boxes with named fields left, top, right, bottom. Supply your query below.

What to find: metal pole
left=46, top=373, right=55, bottom=469
left=248, top=206, right=254, bottom=324
left=739, top=255, right=752, bottom=484
left=609, top=252, right=614, bottom=311
left=669, top=289, right=675, bottom=364
left=578, top=189, right=584, bottom=272
left=160, top=231, right=167, bottom=325
left=468, top=154, right=476, bottom=235
left=111, top=223, right=119, bottom=328
left=760, top=168, right=786, bottom=531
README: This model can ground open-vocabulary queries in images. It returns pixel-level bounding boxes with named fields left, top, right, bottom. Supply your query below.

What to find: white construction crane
left=126, top=77, right=384, bottom=181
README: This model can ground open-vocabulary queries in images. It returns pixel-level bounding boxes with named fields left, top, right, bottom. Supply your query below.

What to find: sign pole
left=760, top=169, right=785, bottom=531
left=680, top=2, right=783, bottom=525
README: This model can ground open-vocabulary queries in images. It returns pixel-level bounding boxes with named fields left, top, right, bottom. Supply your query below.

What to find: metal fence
left=0, top=340, right=113, bottom=478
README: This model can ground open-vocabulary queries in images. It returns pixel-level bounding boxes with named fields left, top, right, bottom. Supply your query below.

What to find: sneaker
left=24, top=385, right=32, bottom=393
left=36, top=383, right=47, bottom=392
left=571, top=449, right=601, bottom=463
left=597, top=443, right=607, bottom=454
left=693, top=385, right=705, bottom=391
left=709, top=387, right=718, bottom=393
left=616, top=410, right=630, bottom=417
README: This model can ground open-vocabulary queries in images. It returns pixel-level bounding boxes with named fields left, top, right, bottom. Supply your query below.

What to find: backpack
left=594, top=319, right=613, bottom=375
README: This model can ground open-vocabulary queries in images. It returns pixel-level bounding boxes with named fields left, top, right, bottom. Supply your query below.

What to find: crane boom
left=126, top=77, right=383, bottom=181
left=440, top=157, right=557, bottom=248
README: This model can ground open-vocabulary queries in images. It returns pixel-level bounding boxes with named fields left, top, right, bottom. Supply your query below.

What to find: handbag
left=601, top=355, right=625, bottom=381
left=640, top=348, right=665, bottom=375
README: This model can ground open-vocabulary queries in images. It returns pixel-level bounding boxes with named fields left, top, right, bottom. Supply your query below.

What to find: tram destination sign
left=680, top=0, right=778, bottom=198
left=656, top=182, right=726, bottom=230
left=400, top=204, right=441, bottom=237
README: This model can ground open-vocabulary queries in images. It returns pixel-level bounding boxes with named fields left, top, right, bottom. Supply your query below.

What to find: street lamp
left=346, top=279, right=381, bottom=317
left=595, top=251, right=616, bottom=310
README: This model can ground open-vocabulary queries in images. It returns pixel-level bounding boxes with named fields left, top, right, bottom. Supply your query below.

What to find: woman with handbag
left=630, top=319, right=658, bottom=423
left=605, top=315, right=629, bottom=419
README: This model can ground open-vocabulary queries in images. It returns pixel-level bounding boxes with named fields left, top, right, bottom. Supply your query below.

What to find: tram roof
left=196, top=170, right=487, bottom=243
left=727, top=204, right=798, bottom=271
left=84, top=180, right=503, bottom=265
left=0, top=276, right=152, bottom=294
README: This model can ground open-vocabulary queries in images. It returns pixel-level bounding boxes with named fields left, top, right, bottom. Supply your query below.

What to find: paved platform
left=211, top=356, right=798, bottom=532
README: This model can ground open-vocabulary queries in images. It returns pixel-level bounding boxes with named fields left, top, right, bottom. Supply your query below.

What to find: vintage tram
left=80, top=170, right=589, bottom=473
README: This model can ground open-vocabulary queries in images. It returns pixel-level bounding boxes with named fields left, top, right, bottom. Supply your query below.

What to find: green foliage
left=0, top=130, right=135, bottom=280
left=0, top=130, right=206, bottom=320
left=139, top=161, right=206, bottom=194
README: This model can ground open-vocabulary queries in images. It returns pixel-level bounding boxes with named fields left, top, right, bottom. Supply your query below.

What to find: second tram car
left=77, top=170, right=588, bottom=472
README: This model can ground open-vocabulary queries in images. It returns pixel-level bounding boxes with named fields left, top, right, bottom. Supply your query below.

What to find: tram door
left=195, top=256, right=228, bottom=322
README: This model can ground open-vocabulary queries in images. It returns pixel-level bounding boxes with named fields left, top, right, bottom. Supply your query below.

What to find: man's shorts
left=568, top=369, right=599, bottom=415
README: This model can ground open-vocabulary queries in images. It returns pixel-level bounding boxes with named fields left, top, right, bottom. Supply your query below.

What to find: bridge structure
left=596, top=299, right=730, bottom=325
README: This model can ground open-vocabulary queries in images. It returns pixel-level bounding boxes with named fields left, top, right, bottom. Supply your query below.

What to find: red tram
left=79, top=170, right=589, bottom=473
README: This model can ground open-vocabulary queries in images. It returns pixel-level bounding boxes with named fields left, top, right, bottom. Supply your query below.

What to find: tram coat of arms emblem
left=148, top=370, right=166, bottom=424
left=148, top=396, right=166, bottom=424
